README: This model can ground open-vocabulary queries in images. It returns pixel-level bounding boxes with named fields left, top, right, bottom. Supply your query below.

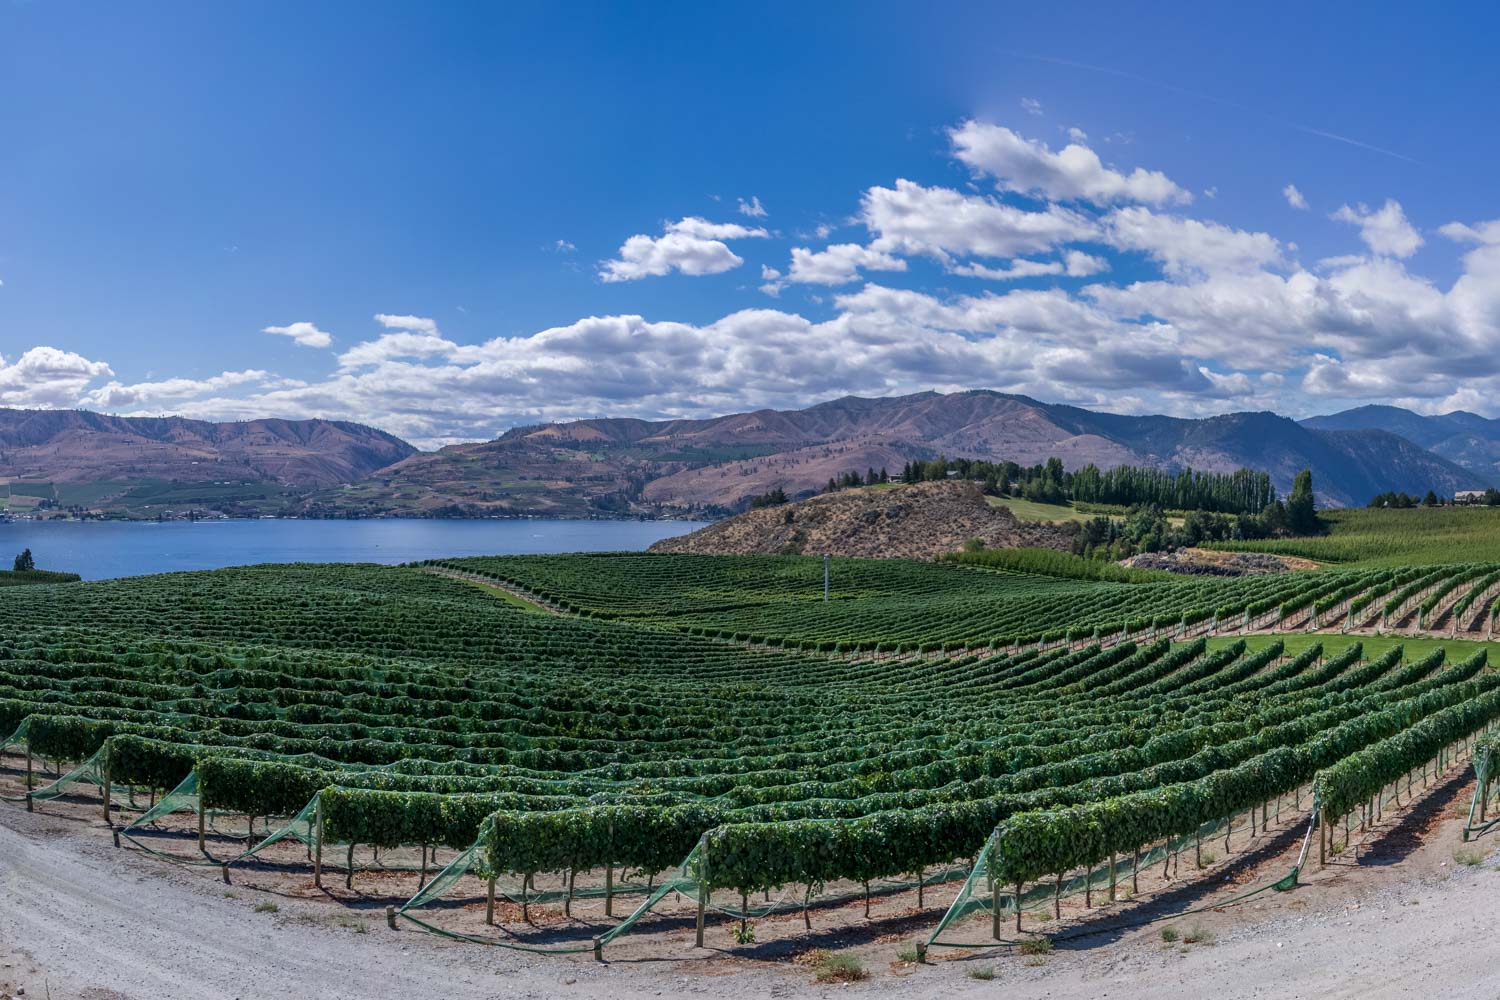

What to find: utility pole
left=823, top=554, right=830, bottom=601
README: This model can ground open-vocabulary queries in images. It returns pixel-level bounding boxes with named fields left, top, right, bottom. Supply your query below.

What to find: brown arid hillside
left=338, top=389, right=1483, bottom=518
left=0, top=408, right=415, bottom=488
left=647, top=480, right=1071, bottom=559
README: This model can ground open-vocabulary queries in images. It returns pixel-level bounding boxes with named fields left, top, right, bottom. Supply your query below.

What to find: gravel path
left=7, top=795, right=1500, bottom=999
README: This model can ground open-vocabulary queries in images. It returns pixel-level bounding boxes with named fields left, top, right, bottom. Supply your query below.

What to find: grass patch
left=1017, top=936, right=1052, bottom=956
left=1160, top=926, right=1179, bottom=943
left=1204, top=506, right=1500, bottom=568
left=968, top=965, right=996, bottom=980
left=1455, top=847, right=1486, bottom=867
left=1199, top=850, right=1218, bottom=867
left=1181, top=924, right=1215, bottom=945
left=253, top=901, right=279, bottom=914
left=813, top=952, right=869, bottom=983
left=896, top=944, right=920, bottom=963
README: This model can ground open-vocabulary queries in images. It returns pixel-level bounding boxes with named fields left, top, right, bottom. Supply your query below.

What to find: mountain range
left=1, top=392, right=1494, bottom=518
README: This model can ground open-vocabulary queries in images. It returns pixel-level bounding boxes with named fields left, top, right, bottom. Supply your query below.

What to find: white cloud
left=786, top=243, right=907, bottom=285
left=1104, top=206, right=1284, bottom=277
left=737, top=196, right=767, bottom=218
left=951, top=250, right=1109, bottom=281
left=950, top=121, right=1191, bottom=206
left=263, top=322, right=333, bottom=349
left=0, top=348, right=114, bottom=408
left=1439, top=218, right=1500, bottom=245
left=862, top=179, right=1097, bottom=262
left=374, top=314, right=440, bottom=335
left=81, top=370, right=281, bottom=410
left=599, top=217, right=769, bottom=282
left=1332, top=199, right=1423, bottom=258
left=1066, top=126, right=1088, bottom=143
left=1020, top=98, right=1043, bottom=116
left=1283, top=184, right=1309, bottom=210
left=553, top=239, right=577, bottom=253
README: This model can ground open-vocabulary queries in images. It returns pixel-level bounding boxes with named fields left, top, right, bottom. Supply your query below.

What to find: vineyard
left=3, top=554, right=1500, bottom=962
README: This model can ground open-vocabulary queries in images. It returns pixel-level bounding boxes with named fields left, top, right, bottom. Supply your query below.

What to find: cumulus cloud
left=786, top=243, right=907, bottom=285
left=1020, top=97, right=1043, bottom=116
left=263, top=322, right=333, bottom=348
left=950, top=121, right=1191, bottom=206
left=737, top=195, right=767, bottom=218
left=1104, top=207, right=1284, bottom=277
left=0, top=347, right=114, bottom=408
left=1283, top=184, right=1308, bottom=210
left=1332, top=199, right=1423, bottom=258
left=599, top=217, right=769, bottom=281
left=81, top=370, right=281, bottom=410
left=862, top=179, right=1097, bottom=262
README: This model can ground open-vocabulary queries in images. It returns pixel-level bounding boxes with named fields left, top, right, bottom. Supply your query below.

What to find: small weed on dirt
left=1160, top=926, right=1180, bottom=943
left=1181, top=924, right=1215, bottom=945
left=1454, top=848, right=1485, bottom=867
left=1017, top=936, right=1053, bottom=956
left=968, top=965, right=995, bottom=980
left=253, top=901, right=279, bottom=914
left=814, top=953, right=869, bottom=983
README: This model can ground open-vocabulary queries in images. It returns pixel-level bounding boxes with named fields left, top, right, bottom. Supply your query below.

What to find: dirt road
left=7, top=792, right=1500, bottom=1000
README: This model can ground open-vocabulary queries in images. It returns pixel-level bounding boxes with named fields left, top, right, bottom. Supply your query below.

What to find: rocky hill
left=647, top=480, right=1071, bottom=559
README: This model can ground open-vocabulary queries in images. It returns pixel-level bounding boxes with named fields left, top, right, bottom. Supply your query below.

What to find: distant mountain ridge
left=347, top=391, right=1487, bottom=516
left=1301, top=405, right=1500, bottom=482
left=2, top=393, right=1489, bottom=518
left=0, top=409, right=417, bottom=515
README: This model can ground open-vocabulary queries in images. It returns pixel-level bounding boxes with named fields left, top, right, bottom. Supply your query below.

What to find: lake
left=0, top=518, right=710, bottom=580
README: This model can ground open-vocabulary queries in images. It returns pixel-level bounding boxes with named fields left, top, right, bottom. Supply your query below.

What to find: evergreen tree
left=12, top=548, right=34, bottom=572
left=1286, top=469, right=1317, bottom=534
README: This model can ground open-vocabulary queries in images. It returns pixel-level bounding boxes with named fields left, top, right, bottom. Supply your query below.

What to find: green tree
left=1286, top=469, right=1318, bottom=535
left=12, top=548, right=34, bottom=572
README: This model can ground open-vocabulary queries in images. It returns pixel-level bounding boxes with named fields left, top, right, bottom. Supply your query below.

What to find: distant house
left=1456, top=490, right=1489, bottom=503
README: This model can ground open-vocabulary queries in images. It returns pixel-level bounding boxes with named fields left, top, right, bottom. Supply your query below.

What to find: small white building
left=1456, top=490, right=1489, bottom=503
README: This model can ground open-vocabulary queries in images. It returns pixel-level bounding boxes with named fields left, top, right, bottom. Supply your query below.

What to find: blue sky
left=5, top=2, right=1500, bottom=447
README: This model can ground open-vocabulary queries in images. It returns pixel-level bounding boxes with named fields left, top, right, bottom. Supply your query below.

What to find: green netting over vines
left=23, top=747, right=132, bottom=805
left=396, top=819, right=974, bottom=954
left=925, top=794, right=1316, bottom=951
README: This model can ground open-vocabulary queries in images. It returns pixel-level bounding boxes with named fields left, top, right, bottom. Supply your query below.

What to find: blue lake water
left=0, top=518, right=709, bottom=580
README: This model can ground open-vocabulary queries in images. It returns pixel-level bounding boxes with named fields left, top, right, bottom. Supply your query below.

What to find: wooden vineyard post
left=346, top=844, right=355, bottom=890
left=1132, top=846, right=1140, bottom=896
left=199, top=802, right=207, bottom=854
left=1085, top=863, right=1093, bottom=907
left=385, top=905, right=396, bottom=930
left=1015, top=882, right=1023, bottom=932
left=605, top=816, right=614, bottom=918
left=695, top=881, right=708, bottom=947
left=419, top=844, right=428, bottom=893
left=312, top=795, right=323, bottom=886
left=101, top=756, right=112, bottom=825
left=25, top=745, right=33, bottom=791
left=1108, top=852, right=1117, bottom=902
left=991, top=879, right=1001, bottom=940
left=486, top=876, right=496, bottom=925
left=1054, top=873, right=1062, bottom=919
